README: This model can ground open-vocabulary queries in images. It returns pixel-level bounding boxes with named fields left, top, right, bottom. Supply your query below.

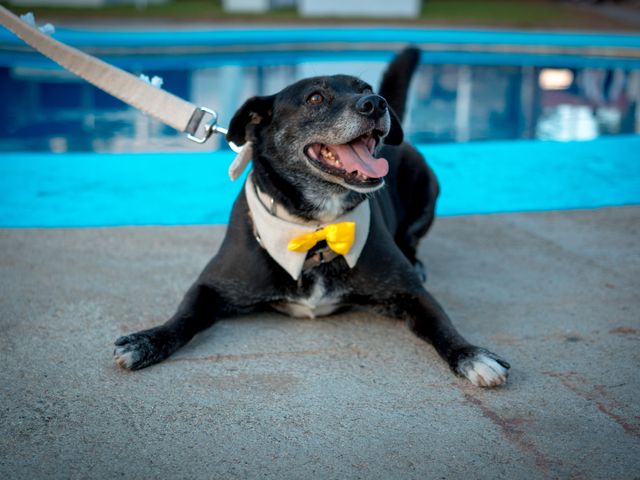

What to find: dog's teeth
left=320, top=146, right=342, bottom=168
left=320, top=147, right=334, bottom=161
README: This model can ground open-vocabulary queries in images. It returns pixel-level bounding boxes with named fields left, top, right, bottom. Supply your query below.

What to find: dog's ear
left=383, top=107, right=404, bottom=146
left=226, top=95, right=275, bottom=147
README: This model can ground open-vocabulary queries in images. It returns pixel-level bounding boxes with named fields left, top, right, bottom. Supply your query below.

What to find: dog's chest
left=272, top=276, right=343, bottom=319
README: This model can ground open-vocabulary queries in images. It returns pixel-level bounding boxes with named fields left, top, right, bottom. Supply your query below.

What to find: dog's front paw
left=453, top=347, right=510, bottom=388
left=114, top=329, right=170, bottom=370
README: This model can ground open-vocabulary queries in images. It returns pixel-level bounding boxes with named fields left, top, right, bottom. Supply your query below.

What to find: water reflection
left=1, top=58, right=638, bottom=152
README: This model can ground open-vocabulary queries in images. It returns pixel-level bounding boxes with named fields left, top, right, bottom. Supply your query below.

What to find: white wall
left=298, top=0, right=420, bottom=18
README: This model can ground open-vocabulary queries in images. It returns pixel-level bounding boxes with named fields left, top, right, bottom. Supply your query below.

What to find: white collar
left=245, top=174, right=370, bottom=280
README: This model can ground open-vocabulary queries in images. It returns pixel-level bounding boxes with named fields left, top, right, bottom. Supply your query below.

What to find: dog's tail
left=378, top=46, right=420, bottom=123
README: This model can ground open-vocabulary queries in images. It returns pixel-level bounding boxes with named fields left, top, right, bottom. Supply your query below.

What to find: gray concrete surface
left=1, top=206, right=639, bottom=479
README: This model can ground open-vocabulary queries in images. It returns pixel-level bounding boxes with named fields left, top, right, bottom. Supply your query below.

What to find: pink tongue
left=329, top=139, right=389, bottom=178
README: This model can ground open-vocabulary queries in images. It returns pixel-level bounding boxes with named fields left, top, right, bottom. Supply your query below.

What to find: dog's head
left=227, top=75, right=403, bottom=198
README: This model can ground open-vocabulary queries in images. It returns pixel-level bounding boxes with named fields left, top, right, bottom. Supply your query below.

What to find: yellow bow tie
left=287, top=222, right=356, bottom=256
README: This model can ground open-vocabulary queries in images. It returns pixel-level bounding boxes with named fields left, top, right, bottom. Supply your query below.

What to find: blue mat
left=1, top=136, right=639, bottom=227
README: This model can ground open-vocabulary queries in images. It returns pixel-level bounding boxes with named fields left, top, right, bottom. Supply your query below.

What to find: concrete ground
left=1, top=206, right=638, bottom=479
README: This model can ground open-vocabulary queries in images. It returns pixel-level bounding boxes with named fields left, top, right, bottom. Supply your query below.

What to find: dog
left=114, top=47, right=510, bottom=387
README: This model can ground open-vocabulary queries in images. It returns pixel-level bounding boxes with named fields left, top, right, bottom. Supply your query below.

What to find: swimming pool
left=2, top=27, right=640, bottom=152
left=1, top=26, right=639, bottom=226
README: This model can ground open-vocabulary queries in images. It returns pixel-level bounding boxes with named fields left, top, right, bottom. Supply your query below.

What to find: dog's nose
left=356, top=94, right=387, bottom=118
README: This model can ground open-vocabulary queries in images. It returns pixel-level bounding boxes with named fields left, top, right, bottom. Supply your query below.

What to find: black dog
left=114, top=48, right=510, bottom=387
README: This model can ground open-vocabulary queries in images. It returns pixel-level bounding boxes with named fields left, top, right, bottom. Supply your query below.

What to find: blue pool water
left=0, top=26, right=639, bottom=226
left=1, top=136, right=638, bottom=227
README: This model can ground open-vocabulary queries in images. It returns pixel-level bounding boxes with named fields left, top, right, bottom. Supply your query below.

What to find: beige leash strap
left=0, top=5, right=220, bottom=143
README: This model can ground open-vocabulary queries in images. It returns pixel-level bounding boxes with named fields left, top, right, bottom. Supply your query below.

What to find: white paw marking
left=113, top=346, right=137, bottom=370
left=459, top=353, right=508, bottom=388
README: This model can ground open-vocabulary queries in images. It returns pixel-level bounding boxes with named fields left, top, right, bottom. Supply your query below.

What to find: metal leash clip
left=187, top=106, right=242, bottom=153
left=187, top=107, right=221, bottom=144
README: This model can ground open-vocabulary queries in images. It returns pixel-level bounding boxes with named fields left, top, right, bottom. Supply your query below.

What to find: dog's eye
left=307, top=93, right=324, bottom=105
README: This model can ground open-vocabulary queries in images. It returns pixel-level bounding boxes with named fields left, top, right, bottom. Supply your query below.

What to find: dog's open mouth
left=305, top=131, right=389, bottom=186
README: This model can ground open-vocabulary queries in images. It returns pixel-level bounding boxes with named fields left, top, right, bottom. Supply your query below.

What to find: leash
left=0, top=5, right=239, bottom=150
